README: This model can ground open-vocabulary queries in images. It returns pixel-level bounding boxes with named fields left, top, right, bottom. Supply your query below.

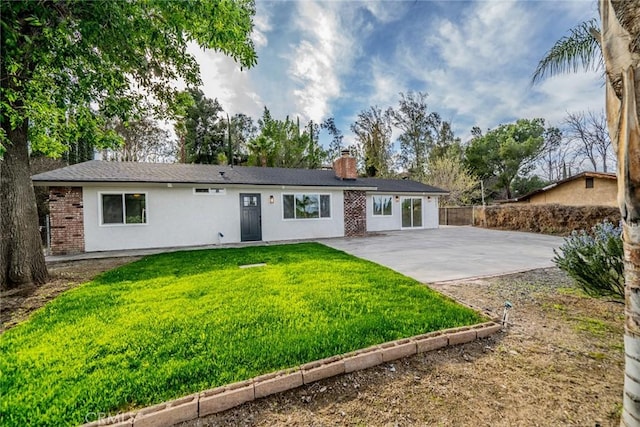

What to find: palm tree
left=534, top=2, right=640, bottom=425
left=532, top=18, right=602, bottom=84
left=247, top=135, right=275, bottom=167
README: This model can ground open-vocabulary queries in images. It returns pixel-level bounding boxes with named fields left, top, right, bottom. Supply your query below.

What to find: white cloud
left=427, top=1, right=530, bottom=72
left=189, top=45, right=264, bottom=119
left=183, top=0, right=604, bottom=150
left=251, top=5, right=272, bottom=49
left=363, top=1, right=409, bottom=24
left=286, top=1, right=358, bottom=122
left=390, top=1, right=603, bottom=139
left=368, top=58, right=406, bottom=107
left=525, top=71, right=604, bottom=125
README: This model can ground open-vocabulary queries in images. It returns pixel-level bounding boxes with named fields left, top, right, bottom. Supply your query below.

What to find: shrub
left=553, top=220, right=624, bottom=300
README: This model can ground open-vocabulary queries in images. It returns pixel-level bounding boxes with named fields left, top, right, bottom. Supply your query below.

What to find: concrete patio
left=46, top=226, right=564, bottom=284
left=323, top=226, right=564, bottom=283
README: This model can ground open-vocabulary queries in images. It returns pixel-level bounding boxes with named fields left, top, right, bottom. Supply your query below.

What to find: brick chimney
left=333, top=149, right=357, bottom=180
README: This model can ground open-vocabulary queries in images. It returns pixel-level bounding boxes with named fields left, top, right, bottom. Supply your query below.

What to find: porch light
left=395, top=196, right=400, bottom=202
left=269, top=195, right=275, bottom=204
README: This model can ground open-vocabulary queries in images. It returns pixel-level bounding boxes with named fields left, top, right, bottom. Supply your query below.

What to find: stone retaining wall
left=82, top=321, right=502, bottom=427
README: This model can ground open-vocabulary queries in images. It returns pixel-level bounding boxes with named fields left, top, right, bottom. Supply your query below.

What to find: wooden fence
left=439, top=206, right=474, bottom=226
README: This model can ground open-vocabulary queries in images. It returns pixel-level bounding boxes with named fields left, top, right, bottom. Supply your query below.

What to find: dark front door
left=240, top=193, right=262, bottom=241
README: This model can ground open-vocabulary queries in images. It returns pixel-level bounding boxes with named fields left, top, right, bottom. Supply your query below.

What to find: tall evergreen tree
left=181, top=89, right=226, bottom=164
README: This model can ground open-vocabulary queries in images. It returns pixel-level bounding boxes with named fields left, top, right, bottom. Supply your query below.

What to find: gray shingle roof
left=363, top=177, right=446, bottom=193
left=31, top=160, right=447, bottom=193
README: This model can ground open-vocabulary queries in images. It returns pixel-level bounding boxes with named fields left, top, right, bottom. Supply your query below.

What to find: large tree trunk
left=599, top=1, right=640, bottom=426
left=0, top=119, right=48, bottom=289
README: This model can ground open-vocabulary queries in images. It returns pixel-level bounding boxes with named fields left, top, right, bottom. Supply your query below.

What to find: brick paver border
left=81, top=321, right=503, bottom=427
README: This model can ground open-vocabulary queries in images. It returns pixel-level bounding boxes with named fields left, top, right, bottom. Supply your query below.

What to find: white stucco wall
left=261, top=189, right=344, bottom=242
left=366, top=194, right=439, bottom=232
left=82, top=185, right=345, bottom=252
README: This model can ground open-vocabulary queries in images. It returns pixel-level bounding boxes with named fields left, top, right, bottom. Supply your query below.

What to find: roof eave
left=32, top=179, right=378, bottom=191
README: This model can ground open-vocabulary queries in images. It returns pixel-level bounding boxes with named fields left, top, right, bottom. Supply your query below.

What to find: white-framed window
left=193, top=187, right=226, bottom=195
left=372, top=195, right=393, bottom=216
left=282, top=193, right=331, bottom=219
left=100, top=193, right=147, bottom=225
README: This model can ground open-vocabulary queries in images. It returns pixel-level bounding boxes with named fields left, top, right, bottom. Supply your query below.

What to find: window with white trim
left=372, top=195, right=392, bottom=216
left=283, top=194, right=331, bottom=219
left=101, top=193, right=146, bottom=224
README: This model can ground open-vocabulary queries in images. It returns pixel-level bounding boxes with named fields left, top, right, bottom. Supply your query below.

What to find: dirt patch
left=0, top=257, right=139, bottom=332
left=179, top=268, right=624, bottom=427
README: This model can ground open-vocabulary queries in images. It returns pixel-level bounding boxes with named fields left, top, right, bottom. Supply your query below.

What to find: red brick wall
left=333, top=156, right=357, bottom=180
left=344, top=190, right=367, bottom=237
left=49, top=187, right=85, bottom=255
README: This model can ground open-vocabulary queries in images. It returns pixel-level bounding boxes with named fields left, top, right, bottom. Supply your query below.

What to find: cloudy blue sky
left=189, top=0, right=602, bottom=147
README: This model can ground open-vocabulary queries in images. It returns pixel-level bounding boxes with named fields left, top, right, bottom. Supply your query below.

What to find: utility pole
left=227, top=113, right=233, bottom=165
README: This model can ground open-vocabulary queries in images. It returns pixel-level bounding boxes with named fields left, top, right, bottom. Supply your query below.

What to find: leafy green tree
left=226, top=113, right=256, bottom=165
left=350, top=106, right=393, bottom=177
left=249, top=108, right=289, bottom=167
left=511, top=175, right=549, bottom=198
left=465, top=118, right=546, bottom=199
left=389, top=91, right=442, bottom=180
left=181, top=89, right=226, bottom=164
left=277, top=117, right=307, bottom=168
left=0, top=0, right=256, bottom=288
left=429, top=121, right=463, bottom=162
left=302, top=120, right=326, bottom=169
left=425, top=152, right=478, bottom=206
left=249, top=109, right=325, bottom=168
left=248, top=135, right=276, bottom=167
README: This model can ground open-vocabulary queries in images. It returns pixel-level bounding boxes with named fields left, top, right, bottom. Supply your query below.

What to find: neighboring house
left=32, top=152, right=447, bottom=255
left=505, top=171, right=617, bottom=207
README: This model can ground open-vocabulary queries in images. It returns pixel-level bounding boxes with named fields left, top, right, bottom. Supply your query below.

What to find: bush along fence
left=472, top=204, right=621, bottom=235
left=81, top=322, right=502, bottom=427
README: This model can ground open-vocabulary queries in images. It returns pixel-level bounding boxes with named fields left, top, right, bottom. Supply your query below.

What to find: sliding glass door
left=401, top=198, right=422, bottom=228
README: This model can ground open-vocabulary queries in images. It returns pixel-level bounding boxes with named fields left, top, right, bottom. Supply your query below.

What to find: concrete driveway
left=322, top=226, right=564, bottom=283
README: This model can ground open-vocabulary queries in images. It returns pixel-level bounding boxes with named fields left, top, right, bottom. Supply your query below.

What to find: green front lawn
left=0, top=243, right=484, bottom=426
